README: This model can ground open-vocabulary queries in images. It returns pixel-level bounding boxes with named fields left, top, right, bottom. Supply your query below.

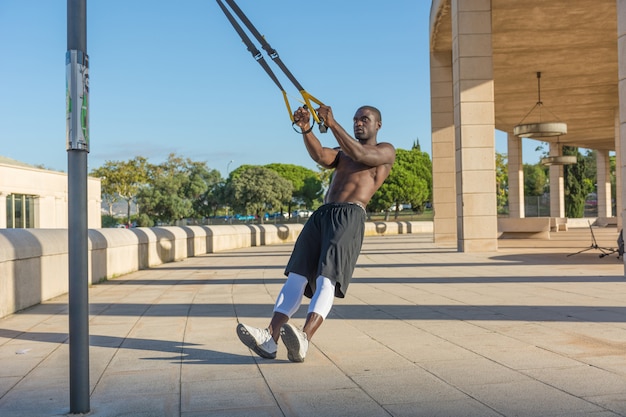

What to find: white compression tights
left=273, top=272, right=336, bottom=319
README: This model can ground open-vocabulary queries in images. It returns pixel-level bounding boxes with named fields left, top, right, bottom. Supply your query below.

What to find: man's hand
left=315, top=105, right=335, bottom=130
left=293, top=106, right=311, bottom=131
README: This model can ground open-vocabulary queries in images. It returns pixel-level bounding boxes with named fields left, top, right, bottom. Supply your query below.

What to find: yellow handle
left=300, top=90, right=324, bottom=124
left=282, top=89, right=327, bottom=133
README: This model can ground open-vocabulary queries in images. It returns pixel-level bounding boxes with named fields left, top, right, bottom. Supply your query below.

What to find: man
left=236, top=104, right=396, bottom=362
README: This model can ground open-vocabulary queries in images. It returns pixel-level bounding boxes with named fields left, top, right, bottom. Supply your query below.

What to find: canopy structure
left=429, top=0, right=625, bottom=252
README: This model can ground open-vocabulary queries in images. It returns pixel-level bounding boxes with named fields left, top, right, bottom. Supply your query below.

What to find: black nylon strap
left=223, top=0, right=306, bottom=91
left=292, top=122, right=313, bottom=135
left=216, top=0, right=286, bottom=92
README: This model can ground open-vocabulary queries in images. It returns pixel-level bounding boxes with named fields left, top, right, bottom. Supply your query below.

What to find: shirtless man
left=236, top=104, right=396, bottom=362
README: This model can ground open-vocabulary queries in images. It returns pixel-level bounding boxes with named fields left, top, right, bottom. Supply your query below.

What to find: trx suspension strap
left=217, top=0, right=327, bottom=133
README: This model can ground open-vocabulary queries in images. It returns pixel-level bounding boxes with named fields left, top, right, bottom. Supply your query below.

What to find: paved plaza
left=1, top=228, right=626, bottom=416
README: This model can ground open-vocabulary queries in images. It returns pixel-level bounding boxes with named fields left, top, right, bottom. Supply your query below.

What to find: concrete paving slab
left=384, top=397, right=504, bottom=417
left=0, top=377, right=20, bottom=399
left=181, top=376, right=276, bottom=413
left=461, top=379, right=607, bottom=416
left=1, top=231, right=626, bottom=416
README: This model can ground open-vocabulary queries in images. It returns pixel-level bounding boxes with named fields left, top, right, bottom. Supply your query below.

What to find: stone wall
left=0, top=221, right=433, bottom=318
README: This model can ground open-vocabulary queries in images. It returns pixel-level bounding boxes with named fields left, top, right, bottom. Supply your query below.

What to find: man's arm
left=329, top=123, right=396, bottom=167
left=293, top=106, right=339, bottom=168
left=317, top=105, right=396, bottom=167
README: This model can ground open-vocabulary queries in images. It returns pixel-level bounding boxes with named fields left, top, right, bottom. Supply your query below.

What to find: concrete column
left=0, top=193, right=6, bottom=228
left=616, top=110, right=623, bottom=229
left=430, top=51, right=457, bottom=246
left=549, top=144, right=565, bottom=218
left=596, top=149, right=612, bottom=218
left=507, top=133, right=524, bottom=218
left=618, top=0, right=626, bottom=274
left=451, top=0, right=497, bottom=252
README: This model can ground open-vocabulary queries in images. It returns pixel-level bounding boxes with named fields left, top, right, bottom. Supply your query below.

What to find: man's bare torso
left=324, top=151, right=392, bottom=208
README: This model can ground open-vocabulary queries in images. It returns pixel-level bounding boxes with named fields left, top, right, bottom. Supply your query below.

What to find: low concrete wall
left=0, top=221, right=432, bottom=318
left=364, top=220, right=433, bottom=236
left=498, top=217, right=551, bottom=239
left=0, top=229, right=69, bottom=317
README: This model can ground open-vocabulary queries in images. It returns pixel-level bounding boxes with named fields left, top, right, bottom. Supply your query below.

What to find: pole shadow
left=1, top=330, right=270, bottom=365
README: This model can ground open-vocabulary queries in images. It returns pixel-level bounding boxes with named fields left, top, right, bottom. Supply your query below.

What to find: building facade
left=0, top=157, right=101, bottom=229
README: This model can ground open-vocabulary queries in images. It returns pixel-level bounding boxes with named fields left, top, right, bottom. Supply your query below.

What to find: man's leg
left=303, top=275, right=335, bottom=339
left=281, top=275, right=335, bottom=362
left=236, top=272, right=307, bottom=358
left=267, top=312, right=289, bottom=342
left=269, top=272, right=308, bottom=340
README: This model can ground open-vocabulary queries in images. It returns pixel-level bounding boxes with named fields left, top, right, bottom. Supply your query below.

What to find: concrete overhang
left=430, top=0, right=618, bottom=152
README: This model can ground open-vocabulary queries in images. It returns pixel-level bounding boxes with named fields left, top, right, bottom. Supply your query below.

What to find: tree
left=610, top=153, right=616, bottom=215
left=495, top=152, right=508, bottom=213
left=301, top=175, right=324, bottom=208
left=368, top=174, right=399, bottom=218
left=316, top=165, right=333, bottom=195
left=137, top=154, right=214, bottom=224
left=226, top=166, right=293, bottom=221
left=563, top=146, right=594, bottom=218
left=265, top=163, right=323, bottom=214
left=523, top=163, right=548, bottom=196
left=192, top=166, right=224, bottom=219
left=369, top=146, right=431, bottom=219
left=90, top=156, right=149, bottom=225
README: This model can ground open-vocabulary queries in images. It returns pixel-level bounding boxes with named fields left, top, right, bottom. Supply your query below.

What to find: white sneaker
left=280, top=323, right=308, bottom=363
left=236, top=323, right=277, bottom=359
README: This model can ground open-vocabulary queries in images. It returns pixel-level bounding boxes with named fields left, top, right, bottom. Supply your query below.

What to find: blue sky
left=0, top=0, right=541, bottom=177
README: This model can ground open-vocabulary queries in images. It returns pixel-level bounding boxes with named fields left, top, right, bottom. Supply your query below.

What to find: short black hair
left=358, top=105, right=382, bottom=122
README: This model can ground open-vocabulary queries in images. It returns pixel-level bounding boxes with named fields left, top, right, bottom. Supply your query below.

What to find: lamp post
left=67, top=0, right=89, bottom=413
left=226, top=160, right=234, bottom=222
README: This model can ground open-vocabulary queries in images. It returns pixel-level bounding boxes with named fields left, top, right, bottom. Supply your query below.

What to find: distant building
left=0, top=156, right=101, bottom=228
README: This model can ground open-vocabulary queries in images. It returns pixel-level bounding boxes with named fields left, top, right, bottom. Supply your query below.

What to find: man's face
left=353, top=108, right=381, bottom=141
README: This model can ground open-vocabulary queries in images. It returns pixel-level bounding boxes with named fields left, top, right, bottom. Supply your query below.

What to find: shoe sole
left=280, top=324, right=306, bottom=363
left=236, top=324, right=276, bottom=359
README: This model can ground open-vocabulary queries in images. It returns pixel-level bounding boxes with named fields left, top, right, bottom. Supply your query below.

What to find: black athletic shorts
left=284, top=202, right=366, bottom=298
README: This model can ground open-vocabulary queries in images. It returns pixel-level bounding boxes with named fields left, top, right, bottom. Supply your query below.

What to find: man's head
left=353, top=106, right=382, bottom=142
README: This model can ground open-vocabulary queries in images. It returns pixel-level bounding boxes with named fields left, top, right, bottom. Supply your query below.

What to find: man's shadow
left=0, top=329, right=279, bottom=365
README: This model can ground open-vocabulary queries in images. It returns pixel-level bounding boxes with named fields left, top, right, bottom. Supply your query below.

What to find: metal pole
left=67, top=0, right=90, bottom=413
left=226, top=160, right=233, bottom=222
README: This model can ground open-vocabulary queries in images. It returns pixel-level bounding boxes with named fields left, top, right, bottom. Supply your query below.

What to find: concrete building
left=0, top=156, right=101, bottom=229
left=429, top=0, right=626, bottom=252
